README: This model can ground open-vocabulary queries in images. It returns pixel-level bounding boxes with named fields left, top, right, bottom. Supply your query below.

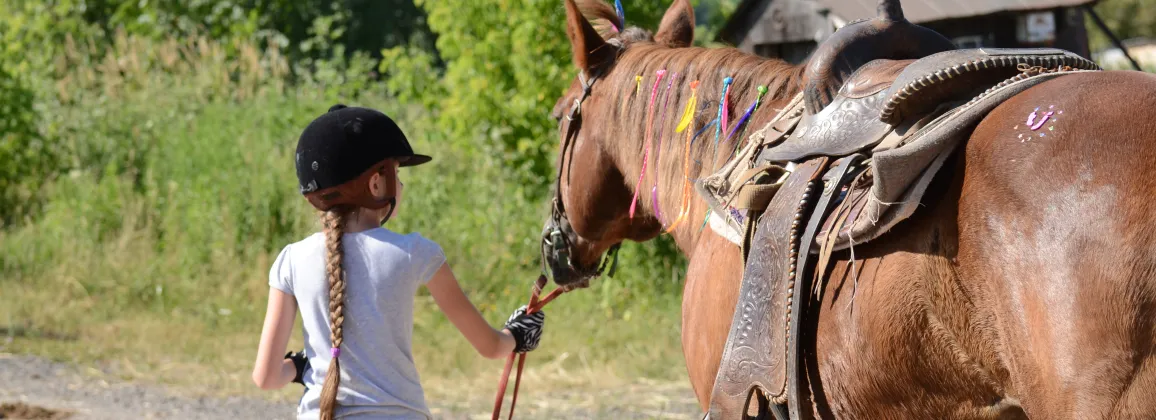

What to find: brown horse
left=542, top=0, right=1156, bottom=418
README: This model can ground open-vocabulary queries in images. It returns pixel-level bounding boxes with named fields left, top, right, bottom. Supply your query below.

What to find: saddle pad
left=819, top=68, right=1097, bottom=250
left=708, top=158, right=827, bottom=419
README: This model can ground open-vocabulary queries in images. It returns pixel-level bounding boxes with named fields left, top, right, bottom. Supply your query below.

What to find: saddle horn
left=802, top=0, right=956, bottom=114
left=877, top=0, right=904, bottom=22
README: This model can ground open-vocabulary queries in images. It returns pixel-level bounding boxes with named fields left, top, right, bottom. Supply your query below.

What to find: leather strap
left=732, top=182, right=783, bottom=211
left=815, top=168, right=872, bottom=288
left=492, top=276, right=566, bottom=420
left=708, top=157, right=828, bottom=420
left=785, top=155, right=865, bottom=420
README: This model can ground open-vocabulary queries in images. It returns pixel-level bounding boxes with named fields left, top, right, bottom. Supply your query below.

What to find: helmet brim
left=399, top=154, right=432, bottom=167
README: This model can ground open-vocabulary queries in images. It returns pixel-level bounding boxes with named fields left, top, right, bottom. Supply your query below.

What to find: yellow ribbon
left=675, top=81, right=700, bottom=133
left=635, top=75, right=642, bottom=96
left=665, top=80, right=700, bottom=233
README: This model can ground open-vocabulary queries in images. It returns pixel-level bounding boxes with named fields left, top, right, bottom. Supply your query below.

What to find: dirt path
left=0, top=354, right=700, bottom=419
left=0, top=354, right=289, bottom=419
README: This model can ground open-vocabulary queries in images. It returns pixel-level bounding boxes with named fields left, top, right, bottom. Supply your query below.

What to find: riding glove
left=285, top=350, right=308, bottom=385
left=504, top=305, right=546, bottom=353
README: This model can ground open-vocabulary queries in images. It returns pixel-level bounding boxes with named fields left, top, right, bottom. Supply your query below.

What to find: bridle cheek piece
left=541, top=70, right=622, bottom=285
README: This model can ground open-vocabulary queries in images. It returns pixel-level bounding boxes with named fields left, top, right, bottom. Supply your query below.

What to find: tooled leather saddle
left=703, top=1, right=1100, bottom=419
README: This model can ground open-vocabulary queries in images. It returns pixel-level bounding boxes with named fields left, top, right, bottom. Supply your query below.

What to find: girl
left=252, top=104, right=546, bottom=420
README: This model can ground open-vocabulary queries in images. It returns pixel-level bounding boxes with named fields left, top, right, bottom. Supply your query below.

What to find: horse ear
left=654, top=0, right=695, bottom=48
left=564, top=0, right=614, bottom=72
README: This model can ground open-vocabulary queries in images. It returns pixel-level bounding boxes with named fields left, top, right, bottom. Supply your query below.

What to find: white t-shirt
left=269, top=227, right=446, bottom=420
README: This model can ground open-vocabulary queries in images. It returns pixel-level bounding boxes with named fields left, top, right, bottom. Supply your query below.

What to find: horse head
left=542, top=0, right=696, bottom=287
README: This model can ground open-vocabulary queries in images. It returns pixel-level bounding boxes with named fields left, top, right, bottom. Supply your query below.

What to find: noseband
left=542, top=70, right=622, bottom=284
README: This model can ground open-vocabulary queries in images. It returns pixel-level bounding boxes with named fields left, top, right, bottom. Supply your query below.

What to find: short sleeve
left=412, top=235, right=446, bottom=285
left=268, top=244, right=294, bottom=295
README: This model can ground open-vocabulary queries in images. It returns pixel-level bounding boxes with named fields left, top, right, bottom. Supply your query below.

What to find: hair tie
left=331, top=347, right=341, bottom=358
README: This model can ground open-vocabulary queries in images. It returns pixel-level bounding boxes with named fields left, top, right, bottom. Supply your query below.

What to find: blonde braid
left=319, top=209, right=348, bottom=420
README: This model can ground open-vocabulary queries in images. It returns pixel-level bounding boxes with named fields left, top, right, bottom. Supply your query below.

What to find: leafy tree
left=1087, top=0, right=1156, bottom=52
left=384, top=0, right=677, bottom=194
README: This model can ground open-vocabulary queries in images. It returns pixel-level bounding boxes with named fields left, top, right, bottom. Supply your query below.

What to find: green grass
left=0, top=33, right=691, bottom=409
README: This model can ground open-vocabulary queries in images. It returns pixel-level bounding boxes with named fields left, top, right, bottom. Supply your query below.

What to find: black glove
left=504, top=305, right=546, bottom=353
left=285, top=350, right=308, bottom=385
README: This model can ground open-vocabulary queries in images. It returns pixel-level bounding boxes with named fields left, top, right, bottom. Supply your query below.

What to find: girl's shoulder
left=358, top=228, right=442, bottom=254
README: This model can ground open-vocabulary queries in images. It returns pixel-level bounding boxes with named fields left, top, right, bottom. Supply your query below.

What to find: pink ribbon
left=629, top=70, right=666, bottom=219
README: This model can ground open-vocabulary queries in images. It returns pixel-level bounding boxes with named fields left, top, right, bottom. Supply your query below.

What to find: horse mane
left=583, top=31, right=805, bottom=239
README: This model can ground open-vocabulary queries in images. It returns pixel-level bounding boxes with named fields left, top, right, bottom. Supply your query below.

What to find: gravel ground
left=0, top=354, right=701, bottom=419
left=0, top=354, right=290, bottom=419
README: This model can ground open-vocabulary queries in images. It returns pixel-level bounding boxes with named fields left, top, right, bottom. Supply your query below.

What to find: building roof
left=720, top=0, right=1098, bottom=45
left=828, top=0, right=1095, bottom=23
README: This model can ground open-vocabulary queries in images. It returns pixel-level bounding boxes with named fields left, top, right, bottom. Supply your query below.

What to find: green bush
left=0, top=32, right=687, bottom=401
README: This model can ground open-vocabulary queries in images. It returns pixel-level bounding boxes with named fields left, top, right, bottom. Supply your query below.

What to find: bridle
left=495, top=43, right=637, bottom=420
left=494, top=72, right=626, bottom=420
left=541, top=69, right=622, bottom=285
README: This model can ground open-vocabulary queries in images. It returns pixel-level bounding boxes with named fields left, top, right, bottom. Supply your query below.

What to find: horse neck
left=597, top=43, right=805, bottom=255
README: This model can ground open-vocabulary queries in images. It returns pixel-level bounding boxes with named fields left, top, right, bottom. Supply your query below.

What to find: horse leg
left=683, top=231, right=744, bottom=411
left=957, top=71, right=1156, bottom=418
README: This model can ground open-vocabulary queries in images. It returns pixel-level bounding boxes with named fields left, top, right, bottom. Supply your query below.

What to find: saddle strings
left=629, top=69, right=666, bottom=219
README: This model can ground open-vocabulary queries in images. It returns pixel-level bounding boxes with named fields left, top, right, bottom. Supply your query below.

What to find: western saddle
left=700, top=1, right=1099, bottom=419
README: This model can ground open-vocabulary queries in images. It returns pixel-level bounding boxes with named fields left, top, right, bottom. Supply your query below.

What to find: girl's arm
left=252, top=288, right=299, bottom=389
left=426, top=263, right=516, bottom=359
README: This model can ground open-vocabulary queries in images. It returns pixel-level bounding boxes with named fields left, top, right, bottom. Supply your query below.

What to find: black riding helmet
left=295, top=104, right=431, bottom=220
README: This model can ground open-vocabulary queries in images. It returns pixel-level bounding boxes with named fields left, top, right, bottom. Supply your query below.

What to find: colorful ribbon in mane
left=651, top=72, right=678, bottom=224
left=727, top=85, right=769, bottom=158
left=629, top=69, right=666, bottom=219
left=664, top=80, right=700, bottom=233
left=711, top=77, right=734, bottom=170
left=614, top=0, right=626, bottom=30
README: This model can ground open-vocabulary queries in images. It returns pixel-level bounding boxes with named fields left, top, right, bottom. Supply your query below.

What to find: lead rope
left=492, top=275, right=566, bottom=420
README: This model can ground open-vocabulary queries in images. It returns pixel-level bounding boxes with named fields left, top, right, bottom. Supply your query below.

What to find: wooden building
left=718, top=0, right=1095, bottom=64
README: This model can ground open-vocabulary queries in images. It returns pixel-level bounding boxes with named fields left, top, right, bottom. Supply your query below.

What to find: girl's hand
left=503, top=305, right=546, bottom=353
left=285, top=350, right=308, bottom=385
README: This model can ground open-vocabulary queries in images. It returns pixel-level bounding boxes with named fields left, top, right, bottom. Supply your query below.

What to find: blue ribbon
left=614, top=0, right=626, bottom=29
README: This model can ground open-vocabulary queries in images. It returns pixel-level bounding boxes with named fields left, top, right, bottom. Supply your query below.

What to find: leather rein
left=541, top=70, right=622, bottom=283
left=490, top=275, right=565, bottom=420
left=492, top=70, right=621, bottom=420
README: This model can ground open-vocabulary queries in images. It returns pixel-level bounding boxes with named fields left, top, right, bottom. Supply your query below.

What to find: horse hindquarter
left=957, top=71, right=1156, bottom=419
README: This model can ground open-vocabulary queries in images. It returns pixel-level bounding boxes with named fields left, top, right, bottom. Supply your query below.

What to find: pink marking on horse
left=1031, top=111, right=1054, bottom=131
